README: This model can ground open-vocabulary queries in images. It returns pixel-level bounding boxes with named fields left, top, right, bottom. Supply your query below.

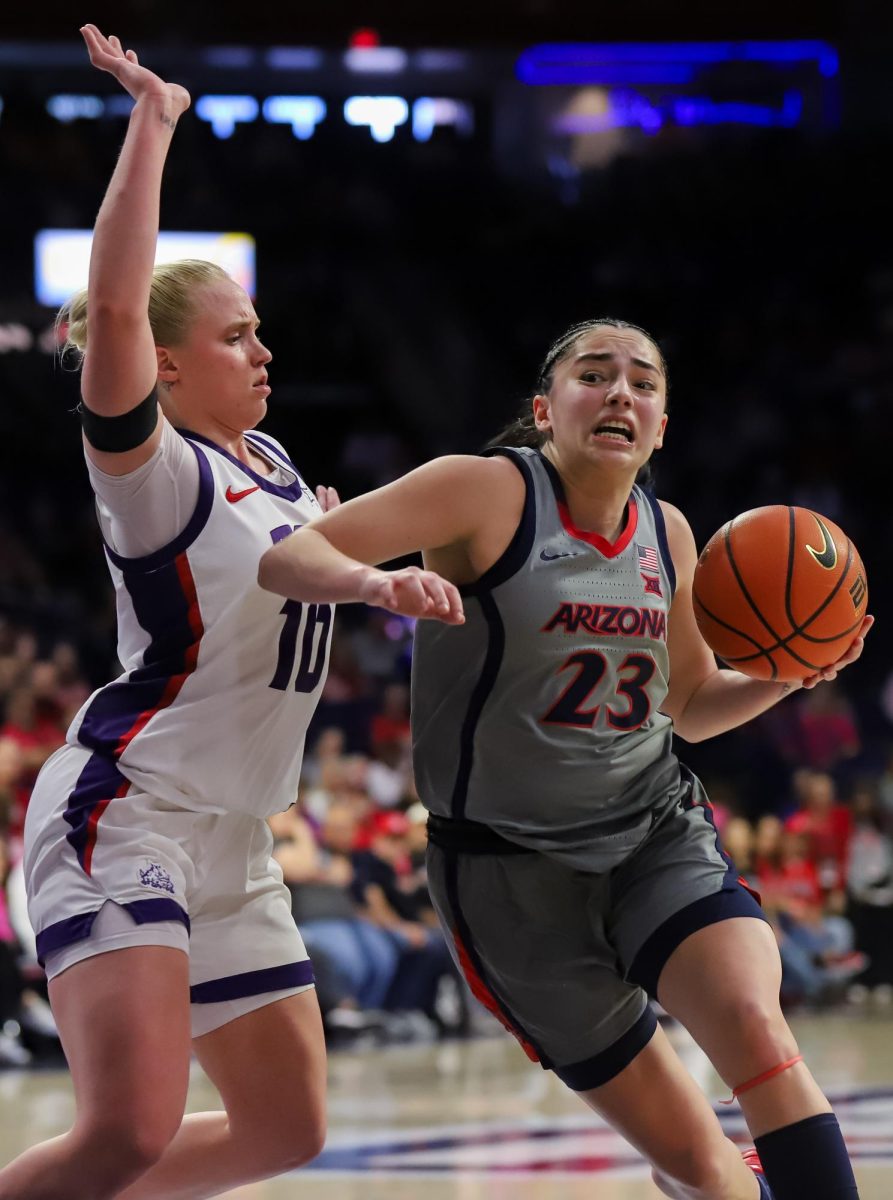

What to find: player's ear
left=533, top=394, right=551, bottom=432
left=654, top=412, right=668, bottom=450
left=156, top=345, right=179, bottom=386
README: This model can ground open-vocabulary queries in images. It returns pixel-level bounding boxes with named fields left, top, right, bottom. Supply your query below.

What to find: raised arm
left=75, top=26, right=190, bottom=474
left=258, top=453, right=526, bottom=623
left=660, top=501, right=872, bottom=742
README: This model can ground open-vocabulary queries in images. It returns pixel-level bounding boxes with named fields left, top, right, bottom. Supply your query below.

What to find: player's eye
left=580, top=371, right=603, bottom=383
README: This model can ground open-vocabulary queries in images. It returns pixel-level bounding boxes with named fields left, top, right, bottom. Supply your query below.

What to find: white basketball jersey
left=66, top=430, right=331, bottom=818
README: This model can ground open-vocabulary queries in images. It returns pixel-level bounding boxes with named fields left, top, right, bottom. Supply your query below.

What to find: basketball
left=692, top=506, right=868, bottom=682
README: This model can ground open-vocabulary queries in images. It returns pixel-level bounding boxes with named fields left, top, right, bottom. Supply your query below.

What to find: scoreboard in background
left=3, top=37, right=838, bottom=151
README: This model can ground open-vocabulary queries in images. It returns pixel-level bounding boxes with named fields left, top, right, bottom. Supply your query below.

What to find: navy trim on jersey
left=190, top=959, right=315, bottom=1003
left=35, top=898, right=190, bottom=967
left=76, top=552, right=203, bottom=759
left=103, top=441, right=215, bottom=573
left=450, top=591, right=505, bottom=820
left=642, top=488, right=676, bottom=598
left=181, top=430, right=305, bottom=502
left=554, top=1004, right=657, bottom=1092
left=462, top=448, right=537, bottom=597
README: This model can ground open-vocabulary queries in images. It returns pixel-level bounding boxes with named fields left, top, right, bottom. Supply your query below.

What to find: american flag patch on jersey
left=637, top=544, right=660, bottom=574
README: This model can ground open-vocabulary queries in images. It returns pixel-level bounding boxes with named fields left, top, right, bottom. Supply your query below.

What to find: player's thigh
left=193, top=988, right=327, bottom=1157
left=49, top=945, right=191, bottom=1147
left=656, top=916, right=795, bottom=1085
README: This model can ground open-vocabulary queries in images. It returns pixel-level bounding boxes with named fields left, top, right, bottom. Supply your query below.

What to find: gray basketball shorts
left=426, top=786, right=765, bottom=1093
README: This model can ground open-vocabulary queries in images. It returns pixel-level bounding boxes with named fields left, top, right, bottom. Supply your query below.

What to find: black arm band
left=79, top=388, right=159, bottom=453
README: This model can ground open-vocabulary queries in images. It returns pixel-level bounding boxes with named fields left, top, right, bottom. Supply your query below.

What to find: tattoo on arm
left=159, top=113, right=177, bottom=132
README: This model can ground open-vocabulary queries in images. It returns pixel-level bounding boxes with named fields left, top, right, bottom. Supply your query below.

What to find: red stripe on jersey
left=114, top=552, right=204, bottom=758
left=738, top=875, right=762, bottom=906
left=83, top=778, right=131, bottom=876
left=451, top=926, right=541, bottom=1063
left=557, top=495, right=638, bottom=557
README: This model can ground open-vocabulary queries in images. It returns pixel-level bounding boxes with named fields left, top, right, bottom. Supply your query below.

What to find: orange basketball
left=692, top=506, right=868, bottom=683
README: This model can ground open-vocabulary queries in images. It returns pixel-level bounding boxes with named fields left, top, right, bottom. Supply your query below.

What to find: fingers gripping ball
left=693, top=506, right=868, bottom=682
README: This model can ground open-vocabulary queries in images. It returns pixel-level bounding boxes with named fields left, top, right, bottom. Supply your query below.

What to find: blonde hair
left=57, top=259, right=233, bottom=364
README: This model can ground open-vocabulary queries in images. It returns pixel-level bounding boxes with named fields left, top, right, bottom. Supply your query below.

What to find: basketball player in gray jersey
left=260, top=319, right=871, bottom=1200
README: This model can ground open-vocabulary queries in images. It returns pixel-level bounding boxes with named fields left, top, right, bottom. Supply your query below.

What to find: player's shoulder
left=654, top=498, right=697, bottom=564
left=416, top=451, right=525, bottom=489
left=654, top=498, right=692, bottom=536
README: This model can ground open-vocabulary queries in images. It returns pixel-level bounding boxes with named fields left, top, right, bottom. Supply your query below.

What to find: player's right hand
left=359, top=566, right=465, bottom=625
left=80, top=25, right=191, bottom=117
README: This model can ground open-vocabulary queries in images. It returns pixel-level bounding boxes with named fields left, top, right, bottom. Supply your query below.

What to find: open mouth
left=592, top=422, right=634, bottom=444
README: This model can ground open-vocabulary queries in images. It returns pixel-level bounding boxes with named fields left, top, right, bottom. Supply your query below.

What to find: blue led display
left=516, top=40, right=839, bottom=87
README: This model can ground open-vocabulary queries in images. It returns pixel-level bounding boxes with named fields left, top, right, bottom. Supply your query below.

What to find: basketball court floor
left=2, top=1009, right=891, bottom=1198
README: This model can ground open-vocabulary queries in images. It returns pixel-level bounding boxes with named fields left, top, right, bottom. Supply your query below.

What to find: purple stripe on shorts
left=35, top=898, right=190, bottom=967
left=63, top=753, right=130, bottom=870
left=120, top=898, right=191, bottom=931
left=190, top=960, right=315, bottom=1004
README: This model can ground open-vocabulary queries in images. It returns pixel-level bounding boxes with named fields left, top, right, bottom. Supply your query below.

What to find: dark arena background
left=2, top=3, right=893, bottom=1196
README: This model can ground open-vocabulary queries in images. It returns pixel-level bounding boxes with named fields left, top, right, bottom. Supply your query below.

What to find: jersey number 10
left=269, top=600, right=333, bottom=693
left=267, top=524, right=333, bottom=693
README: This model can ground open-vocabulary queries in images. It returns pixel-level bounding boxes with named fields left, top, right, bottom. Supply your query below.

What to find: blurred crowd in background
left=3, top=33, right=893, bottom=1068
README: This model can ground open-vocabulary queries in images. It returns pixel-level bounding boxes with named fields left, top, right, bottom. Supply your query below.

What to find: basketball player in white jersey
left=259, top=319, right=871, bottom=1200
left=0, top=27, right=338, bottom=1200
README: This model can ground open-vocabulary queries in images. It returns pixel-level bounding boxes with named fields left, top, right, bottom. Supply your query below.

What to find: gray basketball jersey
left=412, top=446, right=685, bottom=871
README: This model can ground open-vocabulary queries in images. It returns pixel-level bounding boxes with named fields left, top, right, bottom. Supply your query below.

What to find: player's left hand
left=799, top=614, right=874, bottom=690
left=315, top=485, right=341, bottom=512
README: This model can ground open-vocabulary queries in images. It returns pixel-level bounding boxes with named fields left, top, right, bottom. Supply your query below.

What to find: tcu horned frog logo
left=138, top=860, right=175, bottom=895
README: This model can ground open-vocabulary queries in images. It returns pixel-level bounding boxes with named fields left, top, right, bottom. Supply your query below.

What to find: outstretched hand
left=799, top=614, right=874, bottom=690
left=359, top=566, right=465, bottom=625
left=314, top=485, right=341, bottom=513
left=80, top=25, right=190, bottom=117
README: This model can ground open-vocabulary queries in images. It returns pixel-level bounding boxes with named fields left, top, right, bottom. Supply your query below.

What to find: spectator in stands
left=0, top=684, right=65, bottom=848
left=271, top=801, right=400, bottom=1014
left=845, top=780, right=893, bottom=1000
left=757, top=822, right=865, bottom=1004
left=784, top=684, right=861, bottom=773
left=351, top=810, right=455, bottom=1029
left=785, top=770, right=853, bottom=895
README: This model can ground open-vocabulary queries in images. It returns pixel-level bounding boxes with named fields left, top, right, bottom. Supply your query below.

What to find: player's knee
left=286, top=1114, right=327, bottom=1168
left=651, top=1142, right=730, bottom=1197
left=260, top=1112, right=327, bottom=1173
left=722, top=995, right=794, bottom=1062
left=77, top=1113, right=178, bottom=1179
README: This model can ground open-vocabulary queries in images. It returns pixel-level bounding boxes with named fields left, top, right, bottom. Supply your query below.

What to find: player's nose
left=606, top=377, right=634, bottom=405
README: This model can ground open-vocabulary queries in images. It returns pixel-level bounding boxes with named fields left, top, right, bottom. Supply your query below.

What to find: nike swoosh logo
left=805, top=515, right=838, bottom=570
left=540, top=548, right=580, bottom=561
left=225, top=484, right=261, bottom=504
